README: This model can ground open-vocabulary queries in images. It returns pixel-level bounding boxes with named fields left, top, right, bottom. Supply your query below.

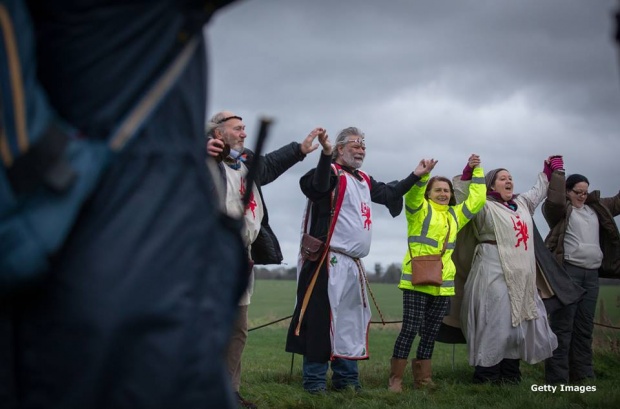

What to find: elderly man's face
left=338, top=136, right=366, bottom=169
left=215, top=117, right=247, bottom=152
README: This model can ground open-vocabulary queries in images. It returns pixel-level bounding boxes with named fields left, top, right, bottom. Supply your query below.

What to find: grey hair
left=332, top=126, right=365, bottom=161
left=205, top=112, right=229, bottom=138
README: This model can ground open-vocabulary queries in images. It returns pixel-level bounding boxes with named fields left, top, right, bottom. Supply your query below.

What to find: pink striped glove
left=549, top=156, right=564, bottom=171
left=543, top=156, right=564, bottom=180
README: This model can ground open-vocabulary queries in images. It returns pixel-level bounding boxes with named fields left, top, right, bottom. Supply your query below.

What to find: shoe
left=235, top=392, right=258, bottom=409
left=332, top=384, right=361, bottom=393
left=498, top=376, right=521, bottom=385
left=305, top=387, right=327, bottom=395
left=570, top=375, right=596, bottom=385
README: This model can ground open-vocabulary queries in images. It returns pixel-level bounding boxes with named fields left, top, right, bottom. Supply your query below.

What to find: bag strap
left=108, top=36, right=200, bottom=151
left=4, top=32, right=200, bottom=196
left=440, top=220, right=451, bottom=255
left=294, top=164, right=347, bottom=336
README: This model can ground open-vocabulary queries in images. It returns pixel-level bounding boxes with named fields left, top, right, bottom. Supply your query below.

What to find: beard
left=341, top=151, right=364, bottom=169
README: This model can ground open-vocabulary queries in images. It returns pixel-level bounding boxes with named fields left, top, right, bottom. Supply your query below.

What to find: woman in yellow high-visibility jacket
left=388, top=154, right=486, bottom=392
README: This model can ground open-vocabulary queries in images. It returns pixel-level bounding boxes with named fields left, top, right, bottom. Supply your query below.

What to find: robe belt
left=330, top=248, right=386, bottom=325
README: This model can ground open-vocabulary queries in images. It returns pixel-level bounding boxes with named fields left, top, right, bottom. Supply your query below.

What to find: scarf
left=224, top=149, right=247, bottom=170
left=487, top=191, right=518, bottom=211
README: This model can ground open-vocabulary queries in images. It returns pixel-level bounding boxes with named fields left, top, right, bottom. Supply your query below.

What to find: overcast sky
left=205, top=0, right=620, bottom=271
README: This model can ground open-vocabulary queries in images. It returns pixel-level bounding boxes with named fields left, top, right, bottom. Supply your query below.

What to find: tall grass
left=242, top=280, right=620, bottom=408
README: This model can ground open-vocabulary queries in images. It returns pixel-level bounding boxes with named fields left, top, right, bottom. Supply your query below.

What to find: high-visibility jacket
left=398, top=167, right=486, bottom=296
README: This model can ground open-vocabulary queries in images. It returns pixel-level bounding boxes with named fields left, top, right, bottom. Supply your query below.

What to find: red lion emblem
left=511, top=215, right=529, bottom=250
left=239, top=177, right=257, bottom=218
left=361, top=202, right=371, bottom=230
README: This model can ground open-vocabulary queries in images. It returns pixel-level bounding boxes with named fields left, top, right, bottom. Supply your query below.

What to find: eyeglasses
left=571, top=189, right=588, bottom=197
left=340, top=138, right=366, bottom=149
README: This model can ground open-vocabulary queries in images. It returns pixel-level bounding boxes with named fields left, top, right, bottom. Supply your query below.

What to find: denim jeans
left=302, top=356, right=360, bottom=391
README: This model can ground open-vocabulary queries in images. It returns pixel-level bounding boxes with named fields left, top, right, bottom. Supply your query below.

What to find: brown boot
left=413, top=359, right=437, bottom=390
left=388, top=358, right=408, bottom=392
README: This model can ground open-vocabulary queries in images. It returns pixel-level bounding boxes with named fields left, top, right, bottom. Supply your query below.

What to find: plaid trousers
left=392, top=290, right=449, bottom=360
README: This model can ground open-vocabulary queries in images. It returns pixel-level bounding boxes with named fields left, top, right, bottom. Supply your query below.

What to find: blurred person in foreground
left=285, top=127, right=424, bottom=394
left=542, top=173, right=620, bottom=385
left=0, top=1, right=246, bottom=408
left=206, top=111, right=324, bottom=408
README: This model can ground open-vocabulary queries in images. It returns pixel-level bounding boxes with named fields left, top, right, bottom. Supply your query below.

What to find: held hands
left=413, top=158, right=438, bottom=177
left=300, top=127, right=327, bottom=155
left=467, top=154, right=481, bottom=169
left=461, top=154, right=481, bottom=181
left=546, top=155, right=564, bottom=171
left=543, top=155, right=564, bottom=180
left=317, top=128, right=332, bottom=155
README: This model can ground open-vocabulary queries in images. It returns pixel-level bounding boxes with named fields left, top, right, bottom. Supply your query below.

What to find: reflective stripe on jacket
left=398, top=167, right=486, bottom=295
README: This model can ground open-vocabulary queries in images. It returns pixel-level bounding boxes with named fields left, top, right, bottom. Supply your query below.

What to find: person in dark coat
left=543, top=173, right=620, bottom=384
left=0, top=2, right=246, bottom=408
left=206, top=111, right=323, bottom=408
left=285, top=127, right=423, bottom=394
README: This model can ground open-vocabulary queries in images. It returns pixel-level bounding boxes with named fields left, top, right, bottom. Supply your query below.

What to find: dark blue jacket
left=1, top=2, right=245, bottom=409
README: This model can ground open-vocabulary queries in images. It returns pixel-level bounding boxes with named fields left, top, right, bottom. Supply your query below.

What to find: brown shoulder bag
left=408, top=223, right=450, bottom=286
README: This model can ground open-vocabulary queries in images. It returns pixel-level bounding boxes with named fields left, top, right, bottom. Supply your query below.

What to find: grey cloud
left=208, top=0, right=620, bottom=269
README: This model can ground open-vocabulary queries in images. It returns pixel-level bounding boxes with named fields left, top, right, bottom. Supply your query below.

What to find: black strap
left=6, top=122, right=75, bottom=194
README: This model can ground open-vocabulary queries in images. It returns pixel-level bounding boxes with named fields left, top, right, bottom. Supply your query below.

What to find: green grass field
left=242, top=280, right=620, bottom=408
left=249, top=280, right=620, bottom=330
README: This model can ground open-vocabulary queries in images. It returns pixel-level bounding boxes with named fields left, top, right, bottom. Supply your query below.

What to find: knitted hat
left=485, top=168, right=507, bottom=191
left=566, top=174, right=589, bottom=190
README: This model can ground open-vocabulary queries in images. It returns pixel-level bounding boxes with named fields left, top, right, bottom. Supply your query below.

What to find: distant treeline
left=255, top=265, right=620, bottom=286
left=255, top=262, right=403, bottom=283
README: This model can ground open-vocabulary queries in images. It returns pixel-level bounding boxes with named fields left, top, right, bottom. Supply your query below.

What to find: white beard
left=341, top=151, right=364, bottom=169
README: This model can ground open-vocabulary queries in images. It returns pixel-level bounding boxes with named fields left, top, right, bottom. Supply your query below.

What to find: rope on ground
left=249, top=316, right=620, bottom=331
left=248, top=315, right=293, bottom=332
left=594, top=322, right=620, bottom=330
left=246, top=314, right=620, bottom=379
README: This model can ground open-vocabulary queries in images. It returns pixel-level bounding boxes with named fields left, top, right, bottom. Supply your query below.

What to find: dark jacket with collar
left=543, top=187, right=620, bottom=279
left=217, top=141, right=306, bottom=265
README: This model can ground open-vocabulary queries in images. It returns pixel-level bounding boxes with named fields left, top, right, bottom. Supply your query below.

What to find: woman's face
left=491, top=170, right=514, bottom=201
left=567, top=181, right=589, bottom=208
left=428, top=181, right=452, bottom=205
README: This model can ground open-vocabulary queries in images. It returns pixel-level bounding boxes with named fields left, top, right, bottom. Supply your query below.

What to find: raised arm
left=402, top=159, right=438, bottom=211
left=519, top=156, right=563, bottom=214
left=257, top=127, right=325, bottom=185
left=542, top=169, right=567, bottom=229
left=455, top=155, right=486, bottom=230
left=300, top=128, right=338, bottom=201
left=452, top=154, right=481, bottom=203
left=369, top=159, right=435, bottom=217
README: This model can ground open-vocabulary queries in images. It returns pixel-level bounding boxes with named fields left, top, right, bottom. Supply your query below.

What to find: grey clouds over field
left=206, top=0, right=620, bottom=270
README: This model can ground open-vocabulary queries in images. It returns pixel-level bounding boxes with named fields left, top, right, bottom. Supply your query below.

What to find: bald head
left=206, top=111, right=241, bottom=137
left=206, top=110, right=247, bottom=152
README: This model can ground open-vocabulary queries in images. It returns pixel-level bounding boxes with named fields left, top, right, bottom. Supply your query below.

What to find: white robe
left=325, top=172, right=373, bottom=358
left=461, top=173, right=558, bottom=366
left=224, top=163, right=263, bottom=306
